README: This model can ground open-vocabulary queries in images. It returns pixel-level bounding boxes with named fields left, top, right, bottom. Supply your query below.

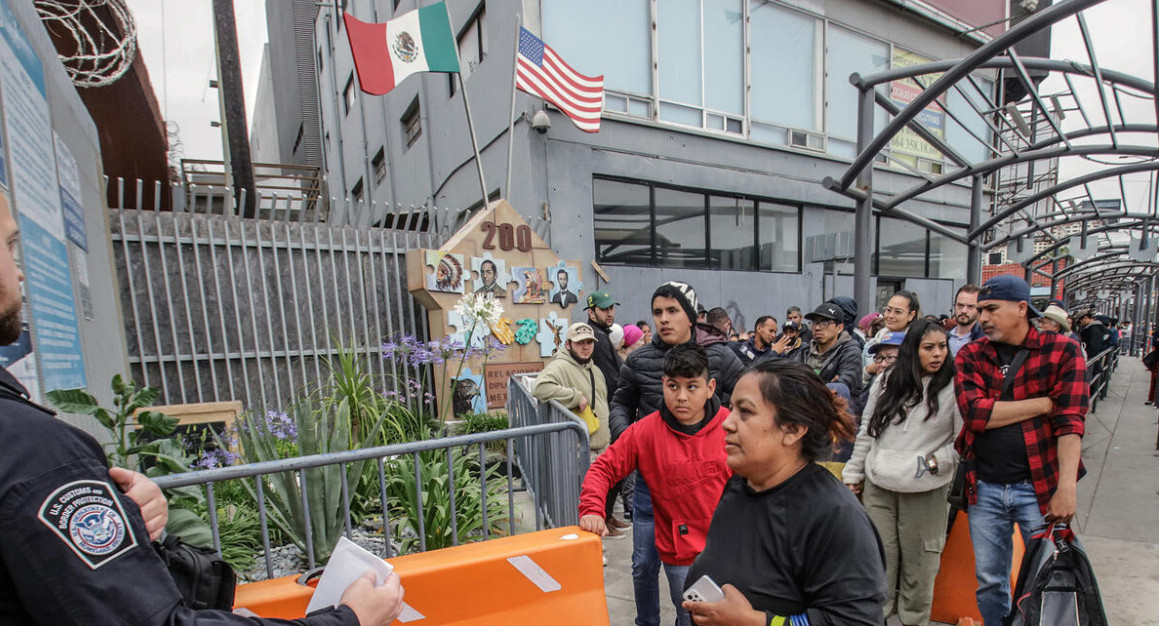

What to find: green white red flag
left=343, top=3, right=459, bottom=96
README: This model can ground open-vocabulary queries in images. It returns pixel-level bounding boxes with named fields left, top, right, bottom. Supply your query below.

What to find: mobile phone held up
left=682, top=575, right=725, bottom=603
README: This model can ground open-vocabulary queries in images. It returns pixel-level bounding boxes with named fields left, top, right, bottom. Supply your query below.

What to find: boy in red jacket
left=579, top=345, right=731, bottom=626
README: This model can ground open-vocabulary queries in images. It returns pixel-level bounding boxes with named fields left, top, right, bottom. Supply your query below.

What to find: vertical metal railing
left=153, top=422, right=588, bottom=580
left=506, top=376, right=590, bottom=529
left=107, top=177, right=446, bottom=414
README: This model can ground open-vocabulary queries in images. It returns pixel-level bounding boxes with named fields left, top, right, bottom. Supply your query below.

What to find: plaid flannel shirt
left=953, top=326, right=1087, bottom=514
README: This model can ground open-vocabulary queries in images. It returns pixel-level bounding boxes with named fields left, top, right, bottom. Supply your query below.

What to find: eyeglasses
left=873, top=354, right=898, bottom=363
left=810, top=320, right=835, bottom=329
left=882, top=306, right=908, bottom=316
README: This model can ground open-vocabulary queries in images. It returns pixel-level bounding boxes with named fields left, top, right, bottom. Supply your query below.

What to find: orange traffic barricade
left=930, top=511, right=1025, bottom=624
left=235, top=526, right=609, bottom=625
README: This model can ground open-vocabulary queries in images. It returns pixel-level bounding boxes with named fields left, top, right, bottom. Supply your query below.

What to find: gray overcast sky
left=125, top=0, right=267, bottom=162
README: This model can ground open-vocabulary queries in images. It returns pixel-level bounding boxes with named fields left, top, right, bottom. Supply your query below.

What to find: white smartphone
left=682, top=574, right=725, bottom=603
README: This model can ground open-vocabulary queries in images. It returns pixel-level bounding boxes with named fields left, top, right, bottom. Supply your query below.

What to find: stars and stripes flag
left=516, top=28, right=604, bottom=133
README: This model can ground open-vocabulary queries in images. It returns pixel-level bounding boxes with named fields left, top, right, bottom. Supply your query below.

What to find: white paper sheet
left=305, top=536, right=395, bottom=614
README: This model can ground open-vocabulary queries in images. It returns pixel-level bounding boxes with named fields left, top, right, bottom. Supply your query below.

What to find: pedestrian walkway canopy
left=825, top=0, right=1159, bottom=326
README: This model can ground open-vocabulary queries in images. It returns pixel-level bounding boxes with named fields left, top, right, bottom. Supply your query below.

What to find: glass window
left=750, top=1, right=818, bottom=132
left=704, top=0, right=744, bottom=115
left=402, top=98, right=422, bottom=148
left=877, top=216, right=927, bottom=277
left=826, top=26, right=889, bottom=141
left=758, top=202, right=800, bottom=272
left=658, top=0, right=702, bottom=107
left=654, top=188, right=707, bottom=267
left=543, top=0, right=651, bottom=96
left=709, top=196, right=756, bottom=270
left=594, top=180, right=652, bottom=265
left=946, top=77, right=994, bottom=165
left=929, top=229, right=968, bottom=281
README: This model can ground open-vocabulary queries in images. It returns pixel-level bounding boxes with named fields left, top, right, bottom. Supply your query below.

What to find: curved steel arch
left=823, top=0, right=1159, bottom=328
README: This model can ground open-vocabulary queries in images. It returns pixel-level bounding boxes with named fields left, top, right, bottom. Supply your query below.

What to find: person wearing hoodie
left=827, top=296, right=864, bottom=350
left=609, top=281, right=743, bottom=626
left=797, top=302, right=865, bottom=398
left=843, top=319, right=962, bottom=625
left=533, top=323, right=611, bottom=453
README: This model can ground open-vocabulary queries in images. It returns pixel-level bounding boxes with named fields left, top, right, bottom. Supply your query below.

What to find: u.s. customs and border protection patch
left=37, top=480, right=138, bottom=569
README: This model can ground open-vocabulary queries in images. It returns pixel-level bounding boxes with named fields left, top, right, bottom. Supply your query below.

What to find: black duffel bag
left=155, top=534, right=236, bottom=610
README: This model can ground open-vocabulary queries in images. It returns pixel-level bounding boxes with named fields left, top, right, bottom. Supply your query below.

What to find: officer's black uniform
left=0, top=367, right=358, bottom=625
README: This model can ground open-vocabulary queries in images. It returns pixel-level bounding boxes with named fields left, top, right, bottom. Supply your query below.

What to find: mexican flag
left=343, top=3, right=460, bottom=96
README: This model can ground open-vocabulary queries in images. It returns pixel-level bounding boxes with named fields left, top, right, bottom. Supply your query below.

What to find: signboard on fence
left=407, top=200, right=584, bottom=416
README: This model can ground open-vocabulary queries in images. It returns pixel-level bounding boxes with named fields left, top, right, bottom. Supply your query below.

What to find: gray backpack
left=1005, top=523, right=1107, bottom=626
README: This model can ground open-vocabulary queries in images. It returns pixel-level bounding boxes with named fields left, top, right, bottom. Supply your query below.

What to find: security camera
left=531, top=110, right=551, bottom=134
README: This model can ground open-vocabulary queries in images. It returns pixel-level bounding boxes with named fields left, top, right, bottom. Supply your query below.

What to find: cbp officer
left=0, top=195, right=404, bottom=625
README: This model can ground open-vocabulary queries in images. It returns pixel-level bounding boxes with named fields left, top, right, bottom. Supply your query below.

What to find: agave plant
left=234, top=397, right=387, bottom=563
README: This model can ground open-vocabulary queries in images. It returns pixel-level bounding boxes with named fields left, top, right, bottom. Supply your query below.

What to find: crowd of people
left=567, top=274, right=1097, bottom=626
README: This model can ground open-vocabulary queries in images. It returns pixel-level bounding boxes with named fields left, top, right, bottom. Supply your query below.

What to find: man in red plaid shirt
left=954, top=275, right=1087, bottom=626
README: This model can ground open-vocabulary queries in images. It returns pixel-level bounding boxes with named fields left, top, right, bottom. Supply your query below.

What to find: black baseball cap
left=804, top=303, right=844, bottom=325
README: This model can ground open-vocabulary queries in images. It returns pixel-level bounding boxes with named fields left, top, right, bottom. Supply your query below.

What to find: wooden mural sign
left=407, top=200, right=583, bottom=415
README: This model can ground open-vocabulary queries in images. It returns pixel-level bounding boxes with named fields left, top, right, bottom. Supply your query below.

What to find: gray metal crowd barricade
left=506, top=375, right=591, bottom=530
left=1087, top=346, right=1118, bottom=412
left=153, top=419, right=587, bottom=580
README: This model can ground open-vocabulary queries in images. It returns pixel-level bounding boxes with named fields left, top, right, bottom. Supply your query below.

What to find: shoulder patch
left=38, top=479, right=138, bottom=569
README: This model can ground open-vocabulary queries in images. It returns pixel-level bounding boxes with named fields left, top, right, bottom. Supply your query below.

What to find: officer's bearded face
left=0, top=198, right=22, bottom=346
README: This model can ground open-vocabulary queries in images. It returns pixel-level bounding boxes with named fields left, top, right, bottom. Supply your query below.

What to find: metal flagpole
left=445, top=4, right=489, bottom=210
left=504, top=13, right=523, bottom=198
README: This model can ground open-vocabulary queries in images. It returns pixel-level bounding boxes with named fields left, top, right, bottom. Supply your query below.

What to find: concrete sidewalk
left=598, top=357, right=1159, bottom=625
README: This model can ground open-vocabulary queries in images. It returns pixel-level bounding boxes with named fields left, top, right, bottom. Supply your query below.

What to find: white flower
left=453, top=292, right=504, bottom=332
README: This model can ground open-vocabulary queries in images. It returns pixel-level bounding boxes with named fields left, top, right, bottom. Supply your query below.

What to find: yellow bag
left=578, top=405, right=600, bottom=435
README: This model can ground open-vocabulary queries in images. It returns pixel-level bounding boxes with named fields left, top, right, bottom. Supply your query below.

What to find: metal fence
left=153, top=420, right=588, bottom=580
left=106, top=177, right=554, bottom=415
left=1088, top=346, right=1118, bottom=413
left=506, top=375, right=591, bottom=529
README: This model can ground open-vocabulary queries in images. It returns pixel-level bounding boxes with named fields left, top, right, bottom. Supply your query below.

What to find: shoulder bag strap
left=1001, top=347, right=1031, bottom=400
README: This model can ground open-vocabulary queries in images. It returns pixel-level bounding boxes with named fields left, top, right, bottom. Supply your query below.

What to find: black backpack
left=1005, top=523, right=1108, bottom=626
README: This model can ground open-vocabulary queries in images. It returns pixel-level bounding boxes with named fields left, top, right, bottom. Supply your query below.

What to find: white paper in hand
left=305, top=536, right=394, bottom=614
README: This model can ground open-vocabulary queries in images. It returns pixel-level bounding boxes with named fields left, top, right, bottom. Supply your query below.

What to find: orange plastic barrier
left=930, top=512, right=1025, bottom=624
left=234, top=526, right=609, bottom=625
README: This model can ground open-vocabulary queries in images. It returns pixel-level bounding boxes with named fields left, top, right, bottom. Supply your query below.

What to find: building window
left=402, top=98, right=422, bottom=148
left=372, top=148, right=386, bottom=184
left=876, top=216, right=928, bottom=278
left=291, top=124, right=304, bottom=156
left=541, top=1, right=993, bottom=170
left=343, top=73, right=356, bottom=115
left=317, top=47, right=324, bottom=76
left=351, top=178, right=364, bottom=204
left=593, top=176, right=801, bottom=272
left=450, top=4, right=485, bottom=95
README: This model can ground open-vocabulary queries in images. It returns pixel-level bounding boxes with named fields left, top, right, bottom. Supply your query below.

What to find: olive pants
left=862, top=480, right=950, bottom=626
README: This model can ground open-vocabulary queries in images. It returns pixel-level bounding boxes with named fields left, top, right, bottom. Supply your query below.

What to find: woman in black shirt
left=684, top=360, right=886, bottom=625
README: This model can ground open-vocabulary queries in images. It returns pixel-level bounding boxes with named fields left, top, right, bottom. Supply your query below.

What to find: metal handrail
left=153, top=420, right=588, bottom=579
left=1087, top=345, right=1118, bottom=412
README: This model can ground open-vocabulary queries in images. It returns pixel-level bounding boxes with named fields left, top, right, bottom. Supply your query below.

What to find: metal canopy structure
left=824, top=0, right=1159, bottom=333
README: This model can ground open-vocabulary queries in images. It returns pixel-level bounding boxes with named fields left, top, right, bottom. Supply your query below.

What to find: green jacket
left=532, top=348, right=610, bottom=450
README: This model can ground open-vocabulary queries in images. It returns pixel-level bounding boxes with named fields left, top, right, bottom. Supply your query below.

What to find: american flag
left=516, top=28, right=604, bottom=133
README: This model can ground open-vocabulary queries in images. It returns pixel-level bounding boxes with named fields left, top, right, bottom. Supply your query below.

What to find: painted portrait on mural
left=471, top=254, right=510, bottom=298
left=425, top=251, right=466, bottom=293
left=512, top=266, right=546, bottom=304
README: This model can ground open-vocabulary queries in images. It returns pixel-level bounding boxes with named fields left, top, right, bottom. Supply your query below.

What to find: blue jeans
left=968, top=480, right=1047, bottom=626
left=632, top=477, right=661, bottom=626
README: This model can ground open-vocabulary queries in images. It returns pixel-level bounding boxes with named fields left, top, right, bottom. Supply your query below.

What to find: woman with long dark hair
left=843, top=318, right=962, bottom=626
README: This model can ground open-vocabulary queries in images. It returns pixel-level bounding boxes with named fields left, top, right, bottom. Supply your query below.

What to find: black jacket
left=797, top=331, right=864, bottom=397
left=609, top=334, right=744, bottom=440
left=587, top=318, right=623, bottom=395
left=0, top=368, right=357, bottom=626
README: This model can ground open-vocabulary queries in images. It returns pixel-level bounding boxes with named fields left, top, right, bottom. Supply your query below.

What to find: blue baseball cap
left=868, top=329, right=906, bottom=354
left=978, top=275, right=1041, bottom=318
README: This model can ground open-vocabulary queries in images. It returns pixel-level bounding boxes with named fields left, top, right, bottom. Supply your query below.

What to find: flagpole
left=444, top=4, right=489, bottom=212
left=504, top=13, right=522, bottom=198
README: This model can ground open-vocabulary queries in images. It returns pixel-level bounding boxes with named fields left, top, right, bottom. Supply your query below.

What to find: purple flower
left=265, top=410, right=298, bottom=442
left=193, top=447, right=238, bottom=470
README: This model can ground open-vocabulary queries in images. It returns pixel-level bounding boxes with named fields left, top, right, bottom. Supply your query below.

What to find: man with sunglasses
left=954, top=275, right=1087, bottom=626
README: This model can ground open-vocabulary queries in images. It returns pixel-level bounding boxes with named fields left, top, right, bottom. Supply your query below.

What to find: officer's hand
left=341, top=570, right=405, bottom=626
left=110, top=467, right=168, bottom=541
left=579, top=396, right=590, bottom=412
